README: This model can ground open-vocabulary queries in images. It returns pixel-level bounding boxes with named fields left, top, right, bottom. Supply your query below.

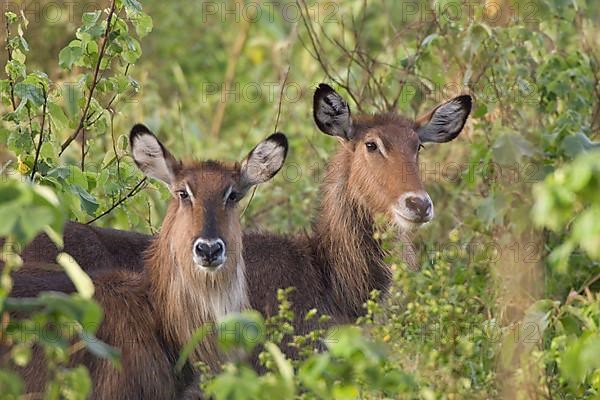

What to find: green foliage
left=0, top=180, right=64, bottom=245
left=532, top=150, right=600, bottom=397
left=0, top=1, right=149, bottom=396
left=206, top=312, right=413, bottom=400
left=0, top=0, right=599, bottom=398
left=533, top=151, right=600, bottom=270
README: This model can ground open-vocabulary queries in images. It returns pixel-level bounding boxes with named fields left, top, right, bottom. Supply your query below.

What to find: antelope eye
left=365, top=142, right=378, bottom=152
left=227, top=190, right=240, bottom=204
left=176, top=190, right=189, bottom=200
left=418, top=144, right=425, bottom=152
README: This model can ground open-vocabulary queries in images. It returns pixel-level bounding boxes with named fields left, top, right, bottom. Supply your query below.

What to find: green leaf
left=332, top=384, right=359, bottom=399
left=5, top=59, right=26, bottom=80
left=124, top=0, right=142, bottom=14
left=492, top=133, right=537, bottom=165
left=0, top=369, right=23, bottom=397
left=476, top=192, right=507, bottom=226
left=58, top=42, right=84, bottom=70
left=48, top=102, right=69, bottom=131
left=82, top=11, right=101, bottom=28
left=472, top=104, right=488, bottom=118
left=11, top=48, right=26, bottom=64
left=14, top=82, right=44, bottom=106
left=175, top=324, right=212, bottom=371
left=217, top=311, right=265, bottom=352
left=121, top=36, right=142, bottom=64
left=57, top=253, right=95, bottom=299
left=0, top=182, right=27, bottom=203
left=571, top=207, right=600, bottom=259
left=561, top=132, right=600, bottom=157
left=561, top=333, right=600, bottom=384
left=81, top=334, right=121, bottom=365
left=298, top=353, right=331, bottom=396
left=14, top=206, right=54, bottom=243
left=4, top=11, right=18, bottom=24
left=421, top=33, right=439, bottom=47
left=71, top=185, right=99, bottom=215
left=57, top=366, right=93, bottom=399
left=265, top=342, right=295, bottom=390
left=132, top=14, right=153, bottom=38
left=11, top=343, right=32, bottom=367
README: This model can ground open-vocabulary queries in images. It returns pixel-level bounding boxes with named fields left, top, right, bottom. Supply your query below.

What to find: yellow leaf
left=17, top=156, right=29, bottom=174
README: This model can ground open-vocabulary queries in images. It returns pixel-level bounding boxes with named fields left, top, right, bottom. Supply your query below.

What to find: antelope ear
left=416, top=95, right=472, bottom=143
left=240, top=133, right=288, bottom=191
left=130, top=124, right=180, bottom=185
left=313, top=83, right=353, bottom=140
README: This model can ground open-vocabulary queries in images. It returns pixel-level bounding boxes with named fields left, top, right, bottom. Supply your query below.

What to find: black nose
left=194, top=239, right=225, bottom=266
left=405, top=196, right=432, bottom=221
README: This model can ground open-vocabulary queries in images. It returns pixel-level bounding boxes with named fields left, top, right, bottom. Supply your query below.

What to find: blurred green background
left=1, top=0, right=599, bottom=398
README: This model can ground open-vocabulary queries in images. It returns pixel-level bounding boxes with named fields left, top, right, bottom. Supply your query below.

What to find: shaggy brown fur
left=1, top=127, right=289, bottom=397
left=7, top=87, right=471, bottom=353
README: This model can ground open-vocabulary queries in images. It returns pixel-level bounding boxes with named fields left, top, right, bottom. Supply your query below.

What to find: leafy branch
left=86, top=178, right=147, bottom=224
left=296, top=0, right=363, bottom=112
left=29, top=86, right=47, bottom=180
left=3, top=12, right=18, bottom=111
left=59, top=0, right=117, bottom=156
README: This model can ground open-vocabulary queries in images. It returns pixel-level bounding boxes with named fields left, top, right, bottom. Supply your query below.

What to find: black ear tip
left=315, top=83, right=335, bottom=97
left=130, top=124, right=153, bottom=142
left=455, top=95, right=473, bottom=110
left=317, top=83, right=334, bottom=90
left=267, top=132, right=289, bottom=154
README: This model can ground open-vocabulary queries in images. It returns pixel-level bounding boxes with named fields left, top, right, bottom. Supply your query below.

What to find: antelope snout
left=405, top=195, right=432, bottom=222
left=394, top=192, right=434, bottom=226
left=193, top=238, right=226, bottom=270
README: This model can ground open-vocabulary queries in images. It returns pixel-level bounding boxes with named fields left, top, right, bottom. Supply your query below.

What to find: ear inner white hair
left=241, top=139, right=286, bottom=187
left=314, top=84, right=353, bottom=139
left=132, top=133, right=175, bottom=184
left=417, top=95, right=472, bottom=143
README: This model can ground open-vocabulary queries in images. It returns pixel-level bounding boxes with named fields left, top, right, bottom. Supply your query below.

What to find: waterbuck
left=244, top=84, right=472, bottom=323
left=2, top=125, right=288, bottom=398
left=9, top=84, right=471, bottom=334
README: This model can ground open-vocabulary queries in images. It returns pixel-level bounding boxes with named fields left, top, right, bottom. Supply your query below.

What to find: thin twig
left=109, top=109, right=121, bottom=178
left=81, top=128, right=86, bottom=171
left=86, top=178, right=147, bottom=224
left=30, top=87, right=47, bottom=181
left=244, top=197, right=288, bottom=224
left=273, top=66, right=290, bottom=133
left=90, top=63, right=130, bottom=130
left=4, top=14, right=17, bottom=110
left=240, top=186, right=257, bottom=218
left=577, top=271, right=600, bottom=294
left=209, top=0, right=252, bottom=137
left=296, top=0, right=363, bottom=111
left=59, top=0, right=117, bottom=156
left=26, top=106, right=35, bottom=144
left=0, top=160, right=13, bottom=176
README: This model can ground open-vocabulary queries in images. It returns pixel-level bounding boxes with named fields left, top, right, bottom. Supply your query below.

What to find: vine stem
left=29, top=87, right=47, bottom=181
left=4, top=14, right=17, bottom=111
left=86, top=178, right=147, bottom=224
left=59, top=0, right=117, bottom=156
